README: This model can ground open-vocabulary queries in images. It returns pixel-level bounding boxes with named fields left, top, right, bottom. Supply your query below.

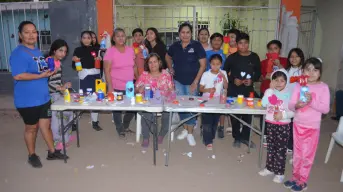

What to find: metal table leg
left=248, top=115, right=254, bottom=154
left=60, top=111, right=67, bottom=163
left=259, top=115, right=266, bottom=168
left=165, top=112, right=173, bottom=166
left=75, top=111, right=80, bottom=148
left=153, top=113, right=158, bottom=166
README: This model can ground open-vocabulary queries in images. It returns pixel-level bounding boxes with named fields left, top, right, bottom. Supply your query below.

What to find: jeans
left=112, top=89, right=135, bottom=134
left=174, top=80, right=199, bottom=126
left=202, top=113, right=220, bottom=145
left=141, top=112, right=170, bottom=140
left=230, top=114, right=252, bottom=141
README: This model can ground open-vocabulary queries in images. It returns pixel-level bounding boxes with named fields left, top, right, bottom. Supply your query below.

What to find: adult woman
left=166, top=22, right=207, bottom=146
left=198, top=28, right=211, bottom=51
left=135, top=53, right=173, bottom=148
left=145, top=27, right=167, bottom=69
left=104, top=28, right=135, bottom=138
left=10, top=21, right=67, bottom=168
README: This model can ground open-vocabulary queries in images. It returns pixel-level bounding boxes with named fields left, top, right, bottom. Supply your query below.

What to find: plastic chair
left=136, top=113, right=174, bottom=143
left=324, top=116, right=343, bottom=163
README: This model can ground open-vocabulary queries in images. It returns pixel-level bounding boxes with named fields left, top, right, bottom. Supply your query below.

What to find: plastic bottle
left=75, top=59, right=82, bottom=71
left=64, top=88, right=71, bottom=103
left=79, top=89, right=84, bottom=103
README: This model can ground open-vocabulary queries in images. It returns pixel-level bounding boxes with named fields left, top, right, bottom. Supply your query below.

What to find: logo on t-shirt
left=188, top=48, right=194, bottom=53
left=33, top=56, right=48, bottom=73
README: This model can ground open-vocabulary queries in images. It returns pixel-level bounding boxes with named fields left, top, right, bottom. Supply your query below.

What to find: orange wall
left=96, top=0, right=114, bottom=38
left=281, top=0, right=301, bottom=22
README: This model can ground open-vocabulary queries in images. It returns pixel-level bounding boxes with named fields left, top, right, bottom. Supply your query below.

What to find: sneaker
left=273, top=175, right=285, bottom=183
left=284, top=180, right=297, bottom=189
left=258, top=168, right=274, bottom=176
left=233, top=139, right=241, bottom=148
left=46, top=149, right=69, bottom=160
left=241, top=140, right=256, bottom=148
left=206, top=144, right=213, bottom=151
left=158, top=136, right=164, bottom=144
left=28, top=154, right=42, bottom=168
left=263, top=135, right=267, bottom=148
left=217, top=126, right=224, bottom=139
left=291, top=183, right=308, bottom=192
left=187, top=134, right=196, bottom=146
left=141, top=139, right=149, bottom=148
left=92, top=121, right=103, bottom=131
left=177, top=129, right=188, bottom=140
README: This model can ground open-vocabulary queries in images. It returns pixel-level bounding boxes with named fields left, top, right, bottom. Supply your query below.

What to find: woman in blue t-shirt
left=10, top=21, right=68, bottom=168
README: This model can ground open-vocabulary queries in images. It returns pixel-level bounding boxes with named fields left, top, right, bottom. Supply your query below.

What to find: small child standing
left=47, top=39, right=74, bottom=150
left=284, top=58, right=330, bottom=192
left=132, top=28, right=148, bottom=79
left=199, top=54, right=228, bottom=150
left=258, top=69, right=294, bottom=183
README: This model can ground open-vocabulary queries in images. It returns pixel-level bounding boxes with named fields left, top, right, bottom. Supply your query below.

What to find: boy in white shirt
left=199, top=54, right=228, bottom=150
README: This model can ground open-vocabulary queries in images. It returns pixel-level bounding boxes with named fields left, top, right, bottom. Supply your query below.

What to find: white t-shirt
left=287, top=66, right=302, bottom=93
left=200, top=69, right=228, bottom=97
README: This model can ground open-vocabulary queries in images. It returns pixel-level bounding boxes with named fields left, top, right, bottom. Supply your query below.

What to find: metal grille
left=298, top=6, right=317, bottom=58
left=0, top=1, right=51, bottom=71
left=114, top=3, right=280, bottom=58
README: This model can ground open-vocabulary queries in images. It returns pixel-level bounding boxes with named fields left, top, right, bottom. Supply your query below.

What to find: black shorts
left=17, top=101, right=52, bottom=125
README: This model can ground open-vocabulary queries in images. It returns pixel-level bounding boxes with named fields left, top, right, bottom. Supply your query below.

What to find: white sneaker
left=177, top=129, right=188, bottom=140
left=187, top=134, right=196, bottom=146
left=226, top=127, right=232, bottom=132
left=273, top=175, right=285, bottom=183
left=258, top=168, right=274, bottom=176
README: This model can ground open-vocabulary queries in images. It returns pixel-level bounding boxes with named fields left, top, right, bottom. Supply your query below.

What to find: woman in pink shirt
left=284, top=58, right=330, bottom=192
left=104, top=28, right=135, bottom=138
left=135, top=53, right=174, bottom=148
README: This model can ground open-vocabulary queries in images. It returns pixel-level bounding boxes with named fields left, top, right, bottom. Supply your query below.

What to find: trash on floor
left=86, top=165, right=95, bottom=169
left=208, top=155, right=216, bottom=159
left=141, top=150, right=147, bottom=154
left=126, top=142, right=135, bottom=146
left=101, top=164, right=107, bottom=168
left=237, top=159, right=242, bottom=163
left=182, top=152, right=192, bottom=158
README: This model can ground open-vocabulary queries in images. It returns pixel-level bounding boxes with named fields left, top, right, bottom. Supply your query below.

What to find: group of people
left=10, top=20, right=330, bottom=192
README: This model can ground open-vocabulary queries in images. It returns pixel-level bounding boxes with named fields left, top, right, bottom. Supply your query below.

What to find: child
left=224, top=32, right=261, bottom=148
left=285, top=48, right=305, bottom=156
left=132, top=28, right=147, bottom=79
left=200, top=54, right=228, bottom=150
left=72, top=31, right=102, bottom=131
left=47, top=39, right=74, bottom=150
left=260, top=40, right=288, bottom=147
left=226, top=28, right=240, bottom=56
left=284, top=58, right=330, bottom=192
left=205, top=33, right=227, bottom=138
left=258, top=69, right=294, bottom=183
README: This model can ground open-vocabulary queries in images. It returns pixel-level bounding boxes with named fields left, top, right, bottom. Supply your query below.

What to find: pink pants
left=292, top=123, right=320, bottom=184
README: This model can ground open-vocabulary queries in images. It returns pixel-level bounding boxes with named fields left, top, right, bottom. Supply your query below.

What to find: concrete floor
left=0, top=94, right=342, bottom=192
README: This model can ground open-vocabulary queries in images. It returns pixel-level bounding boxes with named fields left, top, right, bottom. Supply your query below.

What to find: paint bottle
left=75, top=58, right=82, bottom=71
left=64, top=88, right=71, bottom=103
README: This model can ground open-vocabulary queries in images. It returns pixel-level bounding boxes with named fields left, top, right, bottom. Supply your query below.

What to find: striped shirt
left=48, top=67, right=62, bottom=94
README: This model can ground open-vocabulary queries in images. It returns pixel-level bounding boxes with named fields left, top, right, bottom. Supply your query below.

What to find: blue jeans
left=174, top=80, right=199, bottom=126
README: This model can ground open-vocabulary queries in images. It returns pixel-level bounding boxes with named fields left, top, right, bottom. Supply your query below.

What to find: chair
left=324, top=116, right=343, bottom=163
left=136, top=113, right=175, bottom=143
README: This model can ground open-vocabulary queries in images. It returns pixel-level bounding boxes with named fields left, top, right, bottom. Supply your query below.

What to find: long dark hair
left=286, top=48, right=305, bottom=71
left=304, top=57, right=323, bottom=80
left=48, top=39, right=69, bottom=57
left=80, top=31, right=92, bottom=47
left=145, top=27, right=165, bottom=52
left=18, top=21, right=37, bottom=43
left=89, top=31, right=100, bottom=47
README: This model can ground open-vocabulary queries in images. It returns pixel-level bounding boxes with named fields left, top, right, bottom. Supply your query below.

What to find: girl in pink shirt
left=284, top=58, right=330, bottom=192
left=104, top=28, right=135, bottom=138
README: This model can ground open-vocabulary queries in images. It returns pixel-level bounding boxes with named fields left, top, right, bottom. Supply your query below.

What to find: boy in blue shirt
left=205, top=33, right=226, bottom=70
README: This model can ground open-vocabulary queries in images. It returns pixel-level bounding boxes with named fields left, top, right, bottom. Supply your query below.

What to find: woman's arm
left=193, top=58, right=206, bottom=85
left=133, top=62, right=139, bottom=80
left=13, top=72, right=46, bottom=81
left=165, top=53, right=173, bottom=73
left=103, top=60, right=113, bottom=93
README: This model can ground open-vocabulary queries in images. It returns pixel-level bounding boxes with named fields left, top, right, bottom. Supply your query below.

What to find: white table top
left=51, top=97, right=164, bottom=113
left=164, top=96, right=267, bottom=115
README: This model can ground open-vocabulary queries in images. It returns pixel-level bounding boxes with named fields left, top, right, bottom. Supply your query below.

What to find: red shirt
left=260, top=57, right=288, bottom=95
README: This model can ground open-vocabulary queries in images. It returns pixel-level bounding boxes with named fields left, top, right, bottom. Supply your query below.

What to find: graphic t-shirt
left=10, top=45, right=50, bottom=108
left=200, top=69, right=228, bottom=97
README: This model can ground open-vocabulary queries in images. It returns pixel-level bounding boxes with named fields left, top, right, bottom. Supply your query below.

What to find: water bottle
left=100, top=39, right=106, bottom=49
left=144, top=85, right=151, bottom=100
left=47, top=58, right=55, bottom=71
left=142, top=49, right=148, bottom=59
left=300, top=86, right=309, bottom=102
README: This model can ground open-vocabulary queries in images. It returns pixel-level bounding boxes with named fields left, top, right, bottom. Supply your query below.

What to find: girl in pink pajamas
left=284, top=58, right=330, bottom=192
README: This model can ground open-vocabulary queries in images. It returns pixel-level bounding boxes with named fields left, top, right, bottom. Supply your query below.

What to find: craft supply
left=257, top=99, right=262, bottom=107
left=75, top=58, right=82, bottom=71
left=247, top=98, right=254, bottom=107
left=237, top=95, right=244, bottom=104
left=144, top=85, right=151, bottom=100
left=131, top=97, right=135, bottom=105
left=108, top=92, right=114, bottom=102
left=125, top=81, right=135, bottom=98
left=189, top=97, right=194, bottom=101
left=172, top=100, right=179, bottom=104
left=64, top=88, right=71, bottom=103
left=113, top=92, right=118, bottom=100
left=95, top=79, right=106, bottom=93
left=47, top=57, right=55, bottom=71
left=97, top=90, right=105, bottom=101
left=117, top=92, right=123, bottom=101
left=79, top=89, right=84, bottom=103
left=299, top=75, right=309, bottom=102
left=249, top=92, right=254, bottom=98
left=86, top=88, right=93, bottom=96
left=136, top=93, right=143, bottom=103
